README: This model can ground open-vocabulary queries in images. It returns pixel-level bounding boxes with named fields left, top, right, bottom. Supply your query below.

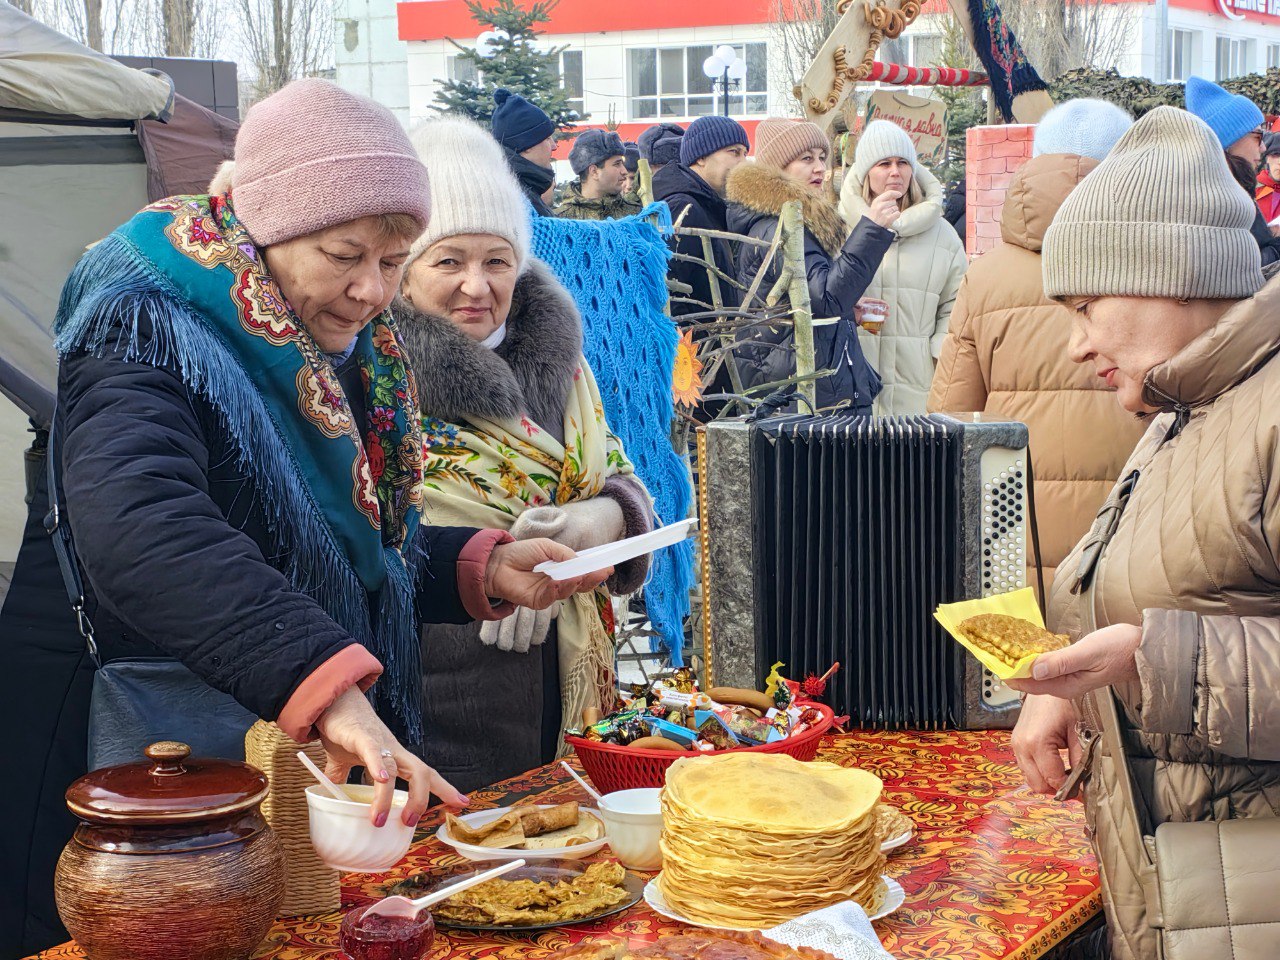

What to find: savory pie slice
left=957, top=613, right=1069, bottom=667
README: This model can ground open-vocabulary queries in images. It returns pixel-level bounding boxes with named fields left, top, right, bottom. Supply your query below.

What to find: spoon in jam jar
left=362, top=857, right=527, bottom=921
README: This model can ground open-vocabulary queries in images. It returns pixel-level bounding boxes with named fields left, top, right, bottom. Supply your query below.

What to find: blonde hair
left=860, top=165, right=924, bottom=210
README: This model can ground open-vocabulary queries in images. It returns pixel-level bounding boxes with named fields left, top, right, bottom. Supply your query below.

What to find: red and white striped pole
left=864, top=61, right=988, bottom=87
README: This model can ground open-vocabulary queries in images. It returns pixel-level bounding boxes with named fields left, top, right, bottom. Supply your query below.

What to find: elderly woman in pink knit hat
left=1, top=79, right=610, bottom=955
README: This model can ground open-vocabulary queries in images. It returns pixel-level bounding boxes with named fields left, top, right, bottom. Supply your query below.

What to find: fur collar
left=392, top=259, right=583, bottom=427
left=725, top=161, right=848, bottom=256
left=841, top=163, right=945, bottom=239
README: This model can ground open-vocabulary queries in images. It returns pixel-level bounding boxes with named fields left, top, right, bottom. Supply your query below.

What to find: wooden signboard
left=794, top=0, right=923, bottom=132
left=865, top=89, right=947, bottom=165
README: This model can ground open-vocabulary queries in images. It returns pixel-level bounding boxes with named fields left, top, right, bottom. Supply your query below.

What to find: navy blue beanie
left=490, top=88, right=555, bottom=154
left=638, top=122, right=684, bottom=162
left=569, top=129, right=625, bottom=176
left=680, top=115, right=749, bottom=166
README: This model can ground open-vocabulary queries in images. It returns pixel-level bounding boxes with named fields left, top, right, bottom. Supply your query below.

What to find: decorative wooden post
left=779, top=200, right=816, bottom=409
left=638, top=158, right=655, bottom=208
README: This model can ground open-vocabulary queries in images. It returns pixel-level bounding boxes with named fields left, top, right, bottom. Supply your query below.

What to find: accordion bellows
left=658, top=754, right=886, bottom=928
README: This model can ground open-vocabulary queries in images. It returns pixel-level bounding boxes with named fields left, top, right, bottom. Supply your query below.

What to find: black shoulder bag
left=44, top=410, right=256, bottom=769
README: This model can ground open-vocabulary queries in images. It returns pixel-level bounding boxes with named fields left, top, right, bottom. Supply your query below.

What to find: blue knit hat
left=1033, top=98, right=1134, bottom=162
left=490, top=88, right=555, bottom=154
left=639, top=123, right=684, bottom=162
left=1185, top=76, right=1263, bottom=150
left=680, top=115, right=750, bottom=166
left=569, top=129, right=625, bottom=175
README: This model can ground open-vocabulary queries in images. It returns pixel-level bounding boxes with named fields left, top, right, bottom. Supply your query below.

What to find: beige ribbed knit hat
left=1042, top=106, right=1262, bottom=300
left=754, top=117, right=830, bottom=170
left=407, top=115, right=531, bottom=273
left=853, top=119, right=917, bottom=183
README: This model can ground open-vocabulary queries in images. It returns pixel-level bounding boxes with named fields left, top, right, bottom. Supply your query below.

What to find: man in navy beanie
left=555, top=128, right=642, bottom=220
left=653, top=115, right=749, bottom=321
left=490, top=88, right=557, bottom=216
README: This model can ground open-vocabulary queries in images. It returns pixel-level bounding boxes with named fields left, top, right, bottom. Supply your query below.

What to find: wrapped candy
left=584, top=709, right=646, bottom=745
left=697, top=715, right=738, bottom=750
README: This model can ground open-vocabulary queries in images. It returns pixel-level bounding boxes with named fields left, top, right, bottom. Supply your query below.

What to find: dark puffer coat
left=725, top=161, right=893, bottom=413
left=0, top=311, right=497, bottom=957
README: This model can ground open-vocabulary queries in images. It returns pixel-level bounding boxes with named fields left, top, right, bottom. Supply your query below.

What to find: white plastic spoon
left=559, top=760, right=604, bottom=805
left=362, top=858, right=528, bottom=921
left=296, top=750, right=350, bottom=802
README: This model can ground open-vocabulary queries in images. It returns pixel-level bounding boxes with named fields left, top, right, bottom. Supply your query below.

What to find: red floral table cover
left=31, top=730, right=1100, bottom=960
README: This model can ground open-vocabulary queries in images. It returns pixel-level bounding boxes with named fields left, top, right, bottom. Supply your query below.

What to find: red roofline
left=398, top=0, right=953, bottom=42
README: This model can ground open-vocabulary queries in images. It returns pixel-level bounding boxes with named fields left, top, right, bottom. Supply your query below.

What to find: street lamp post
left=702, top=45, right=748, bottom=117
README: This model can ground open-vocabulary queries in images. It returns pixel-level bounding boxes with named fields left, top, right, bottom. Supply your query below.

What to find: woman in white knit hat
left=840, top=120, right=968, bottom=414
left=396, top=116, right=654, bottom=789
left=1007, top=107, right=1279, bottom=960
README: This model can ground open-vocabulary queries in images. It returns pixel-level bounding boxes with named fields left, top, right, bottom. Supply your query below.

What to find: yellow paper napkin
left=934, top=587, right=1048, bottom=680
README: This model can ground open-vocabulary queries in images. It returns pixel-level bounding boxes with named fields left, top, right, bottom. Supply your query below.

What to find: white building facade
left=333, top=0, right=1280, bottom=145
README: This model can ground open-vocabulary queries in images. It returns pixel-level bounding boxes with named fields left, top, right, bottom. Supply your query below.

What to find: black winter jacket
left=506, top=147, right=556, bottom=217
left=724, top=162, right=893, bottom=412
left=0, top=313, right=485, bottom=956
left=654, top=163, right=740, bottom=318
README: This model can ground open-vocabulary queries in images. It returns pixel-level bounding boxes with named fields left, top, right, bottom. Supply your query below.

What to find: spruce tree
left=433, top=0, right=583, bottom=129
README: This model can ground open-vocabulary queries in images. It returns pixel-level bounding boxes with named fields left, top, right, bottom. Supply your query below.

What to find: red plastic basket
left=564, top=702, right=836, bottom=794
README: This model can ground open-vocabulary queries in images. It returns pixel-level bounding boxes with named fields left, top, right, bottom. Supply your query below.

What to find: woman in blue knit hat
left=1185, top=76, right=1280, bottom=265
left=491, top=88, right=558, bottom=216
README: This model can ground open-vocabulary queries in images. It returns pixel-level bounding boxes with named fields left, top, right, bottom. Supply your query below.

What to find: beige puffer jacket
left=1048, top=280, right=1280, bottom=960
left=928, top=154, right=1145, bottom=595
left=839, top=164, right=967, bottom=415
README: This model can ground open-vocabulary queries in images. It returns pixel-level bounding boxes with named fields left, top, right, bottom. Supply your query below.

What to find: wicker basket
left=244, top=721, right=340, bottom=917
left=565, top=702, right=835, bottom=794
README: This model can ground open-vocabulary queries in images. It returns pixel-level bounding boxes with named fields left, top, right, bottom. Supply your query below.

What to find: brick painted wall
left=965, top=124, right=1035, bottom=257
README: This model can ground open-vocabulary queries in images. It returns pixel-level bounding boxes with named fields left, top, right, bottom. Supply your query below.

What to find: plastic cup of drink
left=859, top=298, right=888, bottom=335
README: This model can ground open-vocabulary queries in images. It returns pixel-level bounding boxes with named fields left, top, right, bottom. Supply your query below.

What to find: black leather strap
left=42, top=408, right=101, bottom=668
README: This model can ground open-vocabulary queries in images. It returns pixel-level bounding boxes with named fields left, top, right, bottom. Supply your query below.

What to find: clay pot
left=55, top=741, right=286, bottom=960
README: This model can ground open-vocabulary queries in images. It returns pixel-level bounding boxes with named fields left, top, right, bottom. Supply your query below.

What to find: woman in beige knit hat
left=840, top=119, right=968, bottom=415
left=725, top=117, right=902, bottom=413
left=1007, top=106, right=1278, bottom=960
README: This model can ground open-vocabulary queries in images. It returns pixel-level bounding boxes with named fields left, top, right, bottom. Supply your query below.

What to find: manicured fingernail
left=379, top=769, right=390, bottom=782
left=1033, top=663, right=1048, bottom=680
left=406, top=812, right=422, bottom=827
left=459, top=794, right=470, bottom=805
left=374, top=812, right=388, bottom=828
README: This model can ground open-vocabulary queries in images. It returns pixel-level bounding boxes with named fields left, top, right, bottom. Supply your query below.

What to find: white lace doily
left=766, top=903, right=895, bottom=960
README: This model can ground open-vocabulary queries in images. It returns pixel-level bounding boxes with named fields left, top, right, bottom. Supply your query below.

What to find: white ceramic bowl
left=437, top=805, right=610, bottom=862
left=305, top=784, right=415, bottom=873
left=598, top=787, right=663, bottom=871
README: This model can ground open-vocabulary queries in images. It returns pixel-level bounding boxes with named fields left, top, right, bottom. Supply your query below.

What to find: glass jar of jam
left=339, top=904, right=436, bottom=960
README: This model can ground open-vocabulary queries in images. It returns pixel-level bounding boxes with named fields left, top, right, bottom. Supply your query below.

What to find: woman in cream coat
left=840, top=121, right=967, bottom=415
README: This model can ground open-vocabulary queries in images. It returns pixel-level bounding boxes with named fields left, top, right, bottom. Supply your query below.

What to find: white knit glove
left=476, top=499, right=625, bottom=652
left=478, top=603, right=557, bottom=653
left=478, top=507, right=568, bottom=653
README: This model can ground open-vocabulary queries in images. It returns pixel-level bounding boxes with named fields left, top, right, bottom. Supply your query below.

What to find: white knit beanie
left=1033, top=98, right=1133, bottom=162
left=1043, top=107, right=1262, bottom=301
left=853, top=120, right=917, bottom=183
left=407, top=115, right=531, bottom=273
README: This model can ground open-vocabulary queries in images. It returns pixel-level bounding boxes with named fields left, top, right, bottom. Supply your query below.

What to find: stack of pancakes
left=658, top=753, right=886, bottom=928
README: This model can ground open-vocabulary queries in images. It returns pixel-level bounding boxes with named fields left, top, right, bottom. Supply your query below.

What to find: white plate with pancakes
left=880, top=829, right=913, bottom=853
left=643, top=874, right=905, bottom=927
left=437, top=803, right=608, bottom=861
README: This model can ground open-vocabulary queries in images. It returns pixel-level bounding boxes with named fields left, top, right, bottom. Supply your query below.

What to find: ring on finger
left=379, top=748, right=395, bottom=760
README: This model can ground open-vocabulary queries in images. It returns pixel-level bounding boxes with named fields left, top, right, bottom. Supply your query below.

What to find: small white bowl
left=305, top=783, right=415, bottom=873
left=437, top=805, right=610, bottom=862
left=598, top=787, right=663, bottom=871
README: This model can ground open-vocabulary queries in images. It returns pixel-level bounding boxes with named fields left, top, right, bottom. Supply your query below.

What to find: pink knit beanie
left=231, top=79, right=432, bottom=247
left=754, top=117, right=831, bottom=171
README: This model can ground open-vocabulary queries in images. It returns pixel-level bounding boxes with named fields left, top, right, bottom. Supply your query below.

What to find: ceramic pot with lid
left=55, top=741, right=287, bottom=960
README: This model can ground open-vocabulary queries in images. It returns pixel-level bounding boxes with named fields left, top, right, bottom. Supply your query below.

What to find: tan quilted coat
left=928, top=154, right=1145, bottom=595
left=1048, top=279, right=1280, bottom=960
